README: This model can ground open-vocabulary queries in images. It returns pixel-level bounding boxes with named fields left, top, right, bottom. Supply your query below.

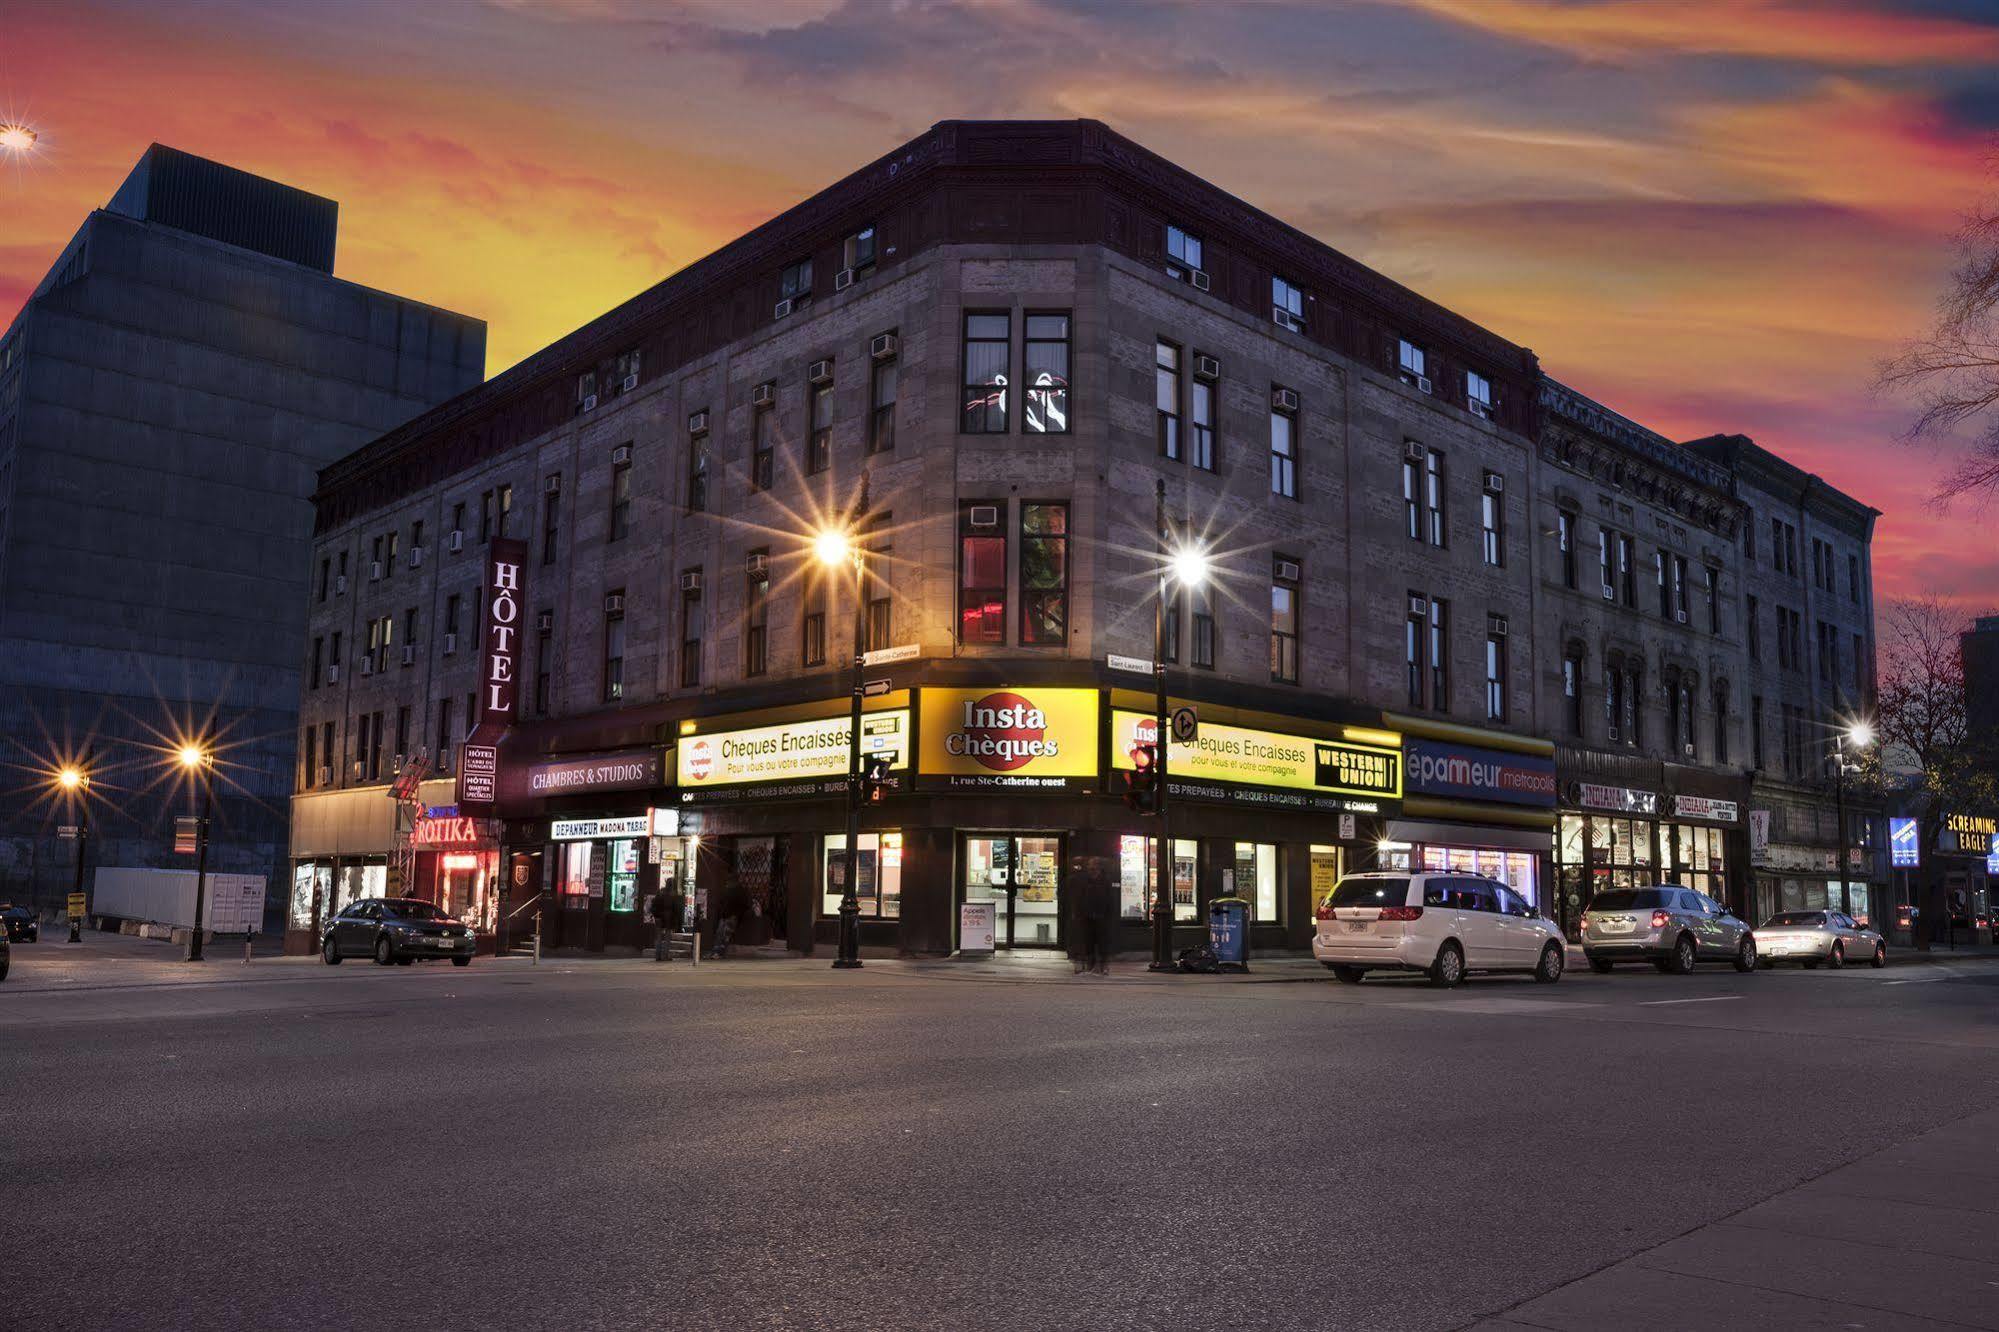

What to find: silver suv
left=1581, top=885, right=1756, bottom=975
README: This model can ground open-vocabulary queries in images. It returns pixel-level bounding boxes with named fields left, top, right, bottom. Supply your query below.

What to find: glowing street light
left=1845, top=721, right=1875, bottom=751
left=0, top=123, right=37, bottom=154
left=53, top=760, right=92, bottom=942
left=813, top=527, right=856, bottom=570
left=1832, top=718, right=1875, bottom=926
left=1168, top=543, right=1212, bottom=589
left=814, top=486, right=874, bottom=971
left=174, top=741, right=217, bottom=962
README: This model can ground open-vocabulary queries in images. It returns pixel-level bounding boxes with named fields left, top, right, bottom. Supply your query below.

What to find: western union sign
left=1111, top=710, right=1401, bottom=811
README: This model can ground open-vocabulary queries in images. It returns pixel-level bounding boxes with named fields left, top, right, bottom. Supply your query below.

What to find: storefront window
left=1417, top=845, right=1540, bottom=906
left=824, top=832, right=901, bottom=919
left=333, top=863, right=385, bottom=914
left=289, top=863, right=331, bottom=930
left=559, top=842, right=594, bottom=902
left=1309, top=844, right=1342, bottom=910
left=436, top=852, right=495, bottom=931
left=1120, top=835, right=1197, bottom=921
left=1234, top=842, right=1278, bottom=921
left=608, top=839, right=640, bottom=912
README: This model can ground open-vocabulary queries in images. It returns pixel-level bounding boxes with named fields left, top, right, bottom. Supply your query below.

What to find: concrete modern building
left=284, top=119, right=1886, bottom=962
left=1965, top=613, right=1999, bottom=748
left=0, top=144, right=485, bottom=916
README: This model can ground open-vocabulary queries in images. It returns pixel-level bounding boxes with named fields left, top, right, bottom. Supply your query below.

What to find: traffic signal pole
left=833, top=475, right=870, bottom=971
left=1149, top=478, right=1175, bottom=973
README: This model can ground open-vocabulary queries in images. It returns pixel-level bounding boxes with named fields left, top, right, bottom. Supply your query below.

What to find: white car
left=1755, top=910, right=1886, bottom=969
left=1312, top=871, right=1566, bottom=986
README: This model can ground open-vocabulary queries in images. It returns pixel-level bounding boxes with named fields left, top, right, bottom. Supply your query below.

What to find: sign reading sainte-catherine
left=1111, top=709, right=1401, bottom=811
left=919, top=688, right=1099, bottom=791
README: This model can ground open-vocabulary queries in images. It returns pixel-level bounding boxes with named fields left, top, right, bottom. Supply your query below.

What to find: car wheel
left=1734, top=937, right=1756, bottom=973
left=322, top=936, right=342, bottom=965
left=1586, top=956, right=1615, bottom=974
left=451, top=955, right=472, bottom=968
left=1666, top=933, right=1696, bottom=975
left=1871, top=944, right=1887, bottom=969
left=1828, top=942, right=1845, bottom=970
left=1428, top=941, right=1464, bottom=988
left=1534, top=942, right=1564, bottom=984
left=374, top=935, right=394, bottom=966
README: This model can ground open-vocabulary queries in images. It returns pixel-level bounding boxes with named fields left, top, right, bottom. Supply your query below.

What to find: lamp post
left=818, top=477, right=871, bottom=970
left=1147, top=479, right=1211, bottom=973
left=1833, top=721, right=1873, bottom=924
left=57, top=758, right=90, bottom=943
left=178, top=744, right=215, bottom=962
left=0, top=123, right=37, bottom=154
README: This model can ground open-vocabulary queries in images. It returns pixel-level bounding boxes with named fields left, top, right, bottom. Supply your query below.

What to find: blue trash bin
left=1208, top=895, right=1250, bottom=972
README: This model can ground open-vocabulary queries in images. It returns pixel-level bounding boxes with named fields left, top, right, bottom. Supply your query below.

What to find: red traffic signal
left=1124, top=741, right=1158, bottom=814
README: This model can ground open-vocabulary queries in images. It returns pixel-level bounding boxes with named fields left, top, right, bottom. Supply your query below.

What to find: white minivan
left=1312, top=871, right=1566, bottom=986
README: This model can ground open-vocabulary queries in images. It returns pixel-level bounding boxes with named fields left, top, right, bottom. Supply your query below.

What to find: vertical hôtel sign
left=458, top=537, right=528, bottom=809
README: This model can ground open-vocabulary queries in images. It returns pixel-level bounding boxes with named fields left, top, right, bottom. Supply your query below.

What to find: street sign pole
left=186, top=778, right=212, bottom=963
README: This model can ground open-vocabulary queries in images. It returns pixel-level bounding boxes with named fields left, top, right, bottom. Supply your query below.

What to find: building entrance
left=962, top=833, right=1064, bottom=948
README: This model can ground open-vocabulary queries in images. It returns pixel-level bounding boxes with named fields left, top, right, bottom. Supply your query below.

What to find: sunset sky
left=3, top=0, right=1996, bottom=607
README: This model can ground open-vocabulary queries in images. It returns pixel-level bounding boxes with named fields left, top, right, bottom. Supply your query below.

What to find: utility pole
left=833, top=474, right=871, bottom=970
left=1148, top=478, right=1175, bottom=973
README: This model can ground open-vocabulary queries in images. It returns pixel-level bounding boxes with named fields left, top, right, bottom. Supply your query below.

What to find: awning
left=1388, top=818, right=1551, bottom=853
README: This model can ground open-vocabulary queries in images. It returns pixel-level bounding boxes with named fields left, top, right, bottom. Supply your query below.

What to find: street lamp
left=816, top=478, right=871, bottom=971
left=1148, top=477, right=1213, bottom=973
left=1832, top=720, right=1873, bottom=926
left=0, top=123, right=36, bottom=154
left=177, top=743, right=215, bottom=962
left=56, top=759, right=91, bottom=943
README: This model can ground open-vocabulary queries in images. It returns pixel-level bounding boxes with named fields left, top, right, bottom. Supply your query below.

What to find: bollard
left=691, top=929, right=699, bottom=969
left=243, top=932, right=254, bottom=964
left=532, top=929, right=541, bottom=966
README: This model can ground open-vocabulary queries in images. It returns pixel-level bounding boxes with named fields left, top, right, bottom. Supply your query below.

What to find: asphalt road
left=4, top=942, right=1997, bottom=1331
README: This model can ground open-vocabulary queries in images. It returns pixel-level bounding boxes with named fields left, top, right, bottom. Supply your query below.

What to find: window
left=680, top=572, right=703, bottom=688
left=604, top=595, right=626, bottom=702
left=1234, top=842, right=1279, bottom=922
left=752, top=402, right=775, bottom=492
left=1397, top=338, right=1427, bottom=388
left=1155, top=341, right=1181, bottom=461
left=1544, top=511, right=1572, bottom=589
left=1270, top=393, right=1297, bottom=498
left=435, top=699, right=452, bottom=770
left=1655, top=550, right=1671, bottom=618
left=443, top=594, right=461, bottom=640
left=1713, top=685, right=1729, bottom=763
left=863, top=513, right=892, bottom=655
left=1672, top=554, right=1688, bottom=623
left=534, top=615, right=553, bottom=715
left=1165, top=224, right=1202, bottom=279
left=384, top=531, right=398, bottom=580
left=1162, top=588, right=1181, bottom=665
left=1270, top=558, right=1300, bottom=684
left=497, top=484, right=512, bottom=538
left=687, top=417, right=709, bottom=512
left=1020, top=504, right=1068, bottom=645
left=777, top=257, right=812, bottom=309
left=1403, top=453, right=1422, bottom=540
left=1563, top=649, right=1585, bottom=736
left=801, top=569, right=827, bottom=668
left=542, top=481, right=560, bottom=565
left=336, top=550, right=348, bottom=587
left=958, top=501, right=1006, bottom=644
left=609, top=457, right=632, bottom=541
left=610, top=348, right=640, bottom=395
left=303, top=727, right=316, bottom=787
left=823, top=832, right=901, bottom=919
left=745, top=551, right=769, bottom=678
left=1605, top=665, right=1624, bottom=743
left=370, top=534, right=382, bottom=575
left=1023, top=313, right=1070, bottom=433
left=1852, top=632, right=1866, bottom=695
left=1848, top=553, right=1860, bottom=603
left=1466, top=370, right=1493, bottom=418
left=1485, top=619, right=1507, bottom=721
left=310, top=637, right=324, bottom=689
left=1817, top=620, right=1838, bottom=684
left=1703, top=566, right=1719, bottom=633
left=318, top=558, right=330, bottom=603
left=1429, top=598, right=1450, bottom=712
left=869, top=352, right=897, bottom=454
left=807, top=372, right=832, bottom=474
left=1190, top=369, right=1215, bottom=471
left=961, top=313, right=1010, bottom=433
left=1743, top=514, right=1756, bottom=559
left=1598, top=528, right=1614, bottom=600
left=411, top=520, right=423, bottom=553
left=1618, top=533, right=1635, bottom=606
left=1746, top=595, right=1760, bottom=661
left=1625, top=668, right=1642, bottom=746
left=1272, top=276, right=1305, bottom=332
left=1480, top=476, right=1503, bottom=567
left=395, top=705, right=410, bottom=764
left=449, top=504, right=464, bottom=541
left=842, top=224, right=876, bottom=277
left=1424, top=447, right=1445, bottom=545
left=402, top=605, right=418, bottom=653
left=1190, top=582, right=1216, bottom=669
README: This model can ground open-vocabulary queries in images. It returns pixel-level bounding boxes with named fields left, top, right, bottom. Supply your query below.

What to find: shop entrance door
left=962, top=834, right=1064, bottom=948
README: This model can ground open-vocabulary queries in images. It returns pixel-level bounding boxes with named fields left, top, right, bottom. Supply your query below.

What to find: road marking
left=1640, top=995, right=1743, bottom=1006
left=1883, top=977, right=1948, bottom=985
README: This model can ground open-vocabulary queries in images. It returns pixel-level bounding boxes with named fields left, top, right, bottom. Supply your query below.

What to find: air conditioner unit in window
left=442, top=632, right=457, bottom=656
left=1404, top=440, right=1426, bottom=463
left=409, top=547, right=424, bottom=569
left=1408, top=595, right=1428, bottom=615
left=678, top=571, right=701, bottom=594
left=808, top=359, right=833, bottom=384
left=745, top=553, right=769, bottom=578
left=401, top=645, right=415, bottom=667
left=1488, top=616, right=1508, bottom=636
left=352, top=760, right=367, bottom=779
left=316, top=766, right=331, bottom=788
left=1601, top=585, right=1616, bottom=601
left=369, top=561, right=383, bottom=581
left=622, top=374, right=639, bottom=393
left=1274, top=559, right=1301, bottom=583
left=1484, top=473, right=1505, bottom=494
left=1193, top=354, right=1220, bottom=382
left=752, top=382, right=775, bottom=407
left=1675, top=609, right=1688, bottom=624
left=835, top=267, right=856, bottom=291
left=536, top=610, right=553, bottom=632
left=870, top=333, right=897, bottom=361
left=1274, top=310, right=1304, bottom=334
left=447, top=530, right=464, bottom=553
left=969, top=505, right=999, bottom=529
left=612, top=443, right=633, bottom=465
left=545, top=474, right=561, bottom=494
left=1271, top=387, right=1299, bottom=413
left=607, top=592, right=628, bottom=612
left=1190, top=269, right=1211, bottom=292
left=335, top=574, right=348, bottom=594
left=1415, top=375, right=1433, bottom=395
left=580, top=394, right=598, bottom=412
left=326, top=664, right=340, bottom=684
left=687, top=411, right=709, bottom=436
left=773, top=299, right=794, bottom=320
left=1470, top=400, right=1494, bottom=421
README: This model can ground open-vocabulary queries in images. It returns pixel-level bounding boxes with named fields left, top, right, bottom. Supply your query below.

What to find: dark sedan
left=1, top=905, right=39, bottom=943
left=321, top=898, right=474, bottom=967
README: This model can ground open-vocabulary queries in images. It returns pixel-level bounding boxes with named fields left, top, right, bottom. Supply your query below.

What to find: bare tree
left=1877, top=180, right=1999, bottom=505
left=1875, top=596, right=1999, bottom=945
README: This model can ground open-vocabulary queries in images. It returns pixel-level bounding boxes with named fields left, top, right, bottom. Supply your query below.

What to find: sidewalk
left=1467, top=1104, right=1999, bottom=1331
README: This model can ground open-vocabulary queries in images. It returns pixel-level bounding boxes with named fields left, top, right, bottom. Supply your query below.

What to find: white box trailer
left=90, top=867, right=266, bottom=934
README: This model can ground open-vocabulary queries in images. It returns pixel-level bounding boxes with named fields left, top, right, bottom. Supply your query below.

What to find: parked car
left=1, top=905, right=38, bottom=943
left=1755, top=910, right=1885, bottom=969
left=1581, top=886, right=1756, bottom=974
left=1312, top=872, right=1566, bottom=986
left=0, top=931, right=10, bottom=981
left=321, top=898, right=474, bottom=967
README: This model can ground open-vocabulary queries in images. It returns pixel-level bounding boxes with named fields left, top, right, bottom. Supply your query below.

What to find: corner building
left=290, top=118, right=1574, bottom=957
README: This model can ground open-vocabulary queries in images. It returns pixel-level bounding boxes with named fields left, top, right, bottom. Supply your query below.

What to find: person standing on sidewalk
left=649, top=881, right=680, bottom=962
left=1081, top=856, right=1117, bottom=976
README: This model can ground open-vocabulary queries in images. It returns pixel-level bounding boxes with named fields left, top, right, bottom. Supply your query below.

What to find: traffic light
left=1124, top=740, right=1158, bottom=815
left=861, top=753, right=892, bottom=805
